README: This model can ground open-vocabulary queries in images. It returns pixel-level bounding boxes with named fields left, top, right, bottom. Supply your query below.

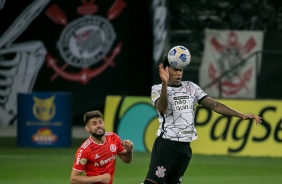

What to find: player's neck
left=90, top=135, right=105, bottom=144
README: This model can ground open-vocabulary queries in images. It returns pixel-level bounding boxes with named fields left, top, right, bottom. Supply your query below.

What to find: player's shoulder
left=105, top=132, right=119, bottom=138
left=80, top=137, right=92, bottom=149
left=105, top=131, right=115, bottom=136
left=182, top=80, right=193, bottom=85
left=152, top=83, right=162, bottom=89
left=182, top=81, right=199, bottom=87
left=105, top=132, right=122, bottom=141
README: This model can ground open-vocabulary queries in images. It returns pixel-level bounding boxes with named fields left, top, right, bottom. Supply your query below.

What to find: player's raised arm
left=155, top=63, right=169, bottom=114
left=118, top=140, right=133, bottom=163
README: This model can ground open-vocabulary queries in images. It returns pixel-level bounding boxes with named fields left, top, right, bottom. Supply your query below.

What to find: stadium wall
left=104, top=95, right=282, bottom=157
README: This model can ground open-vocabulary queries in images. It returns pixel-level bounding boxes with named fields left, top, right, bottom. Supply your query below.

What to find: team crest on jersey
left=155, top=166, right=166, bottom=178
left=184, top=84, right=193, bottom=95
left=80, top=158, right=87, bottom=165
left=110, top=144, right=116, bottom=152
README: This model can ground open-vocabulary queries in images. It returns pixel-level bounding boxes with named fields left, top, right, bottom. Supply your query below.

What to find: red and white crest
left=110, top=144, right=116, bottom=152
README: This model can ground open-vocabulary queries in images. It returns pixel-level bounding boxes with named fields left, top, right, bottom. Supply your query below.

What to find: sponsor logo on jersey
left=178, top=130, right=193, bottom=136
left=94, top=162, right=99, bottom=167
left=100, top=155, right=116, bottom=165
left=95, top=154, right=100, bottom=159
left=173, top=96, right=189, bottom=100
left=76, top=149, right=84, bottom=165
left=94, top=155, right=116, bottom=167
left=174, top=96, right=194, bottom=111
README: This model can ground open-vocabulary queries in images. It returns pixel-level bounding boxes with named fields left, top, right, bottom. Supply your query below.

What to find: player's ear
left=85, top=125, right=90, bottom=132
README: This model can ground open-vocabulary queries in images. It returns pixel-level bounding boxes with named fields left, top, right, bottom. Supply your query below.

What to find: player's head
left=84, top=110, right=105, bottom=138
left=162, top=56, right=170, bottom=69
left=162, top=56, right=183, bottom=86
left=83, top=110, right=104, bottom=125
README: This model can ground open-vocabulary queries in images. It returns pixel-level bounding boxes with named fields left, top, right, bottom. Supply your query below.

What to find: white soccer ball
left=167, top=45, right=191, bottom=69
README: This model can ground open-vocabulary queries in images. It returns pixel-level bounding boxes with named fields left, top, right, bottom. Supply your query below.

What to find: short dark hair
left=162, top=56, right=170, bottom=68
left=83, top=110, right=103, bottom=125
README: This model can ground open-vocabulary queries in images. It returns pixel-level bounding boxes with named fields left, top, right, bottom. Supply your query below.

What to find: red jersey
left=72, top=132, right=125, bottom=184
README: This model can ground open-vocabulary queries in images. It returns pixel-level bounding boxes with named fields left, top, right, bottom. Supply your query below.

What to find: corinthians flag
left=199, top=29, right=264, bottom=99
left=0, top=0, right=153, bottom=125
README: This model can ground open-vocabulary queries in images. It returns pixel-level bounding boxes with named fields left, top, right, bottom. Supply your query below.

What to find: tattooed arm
left=200, top=97, right=262, bottom=125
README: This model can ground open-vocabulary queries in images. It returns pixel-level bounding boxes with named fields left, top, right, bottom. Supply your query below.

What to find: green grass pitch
left=1, top=137, right=282, bottom=184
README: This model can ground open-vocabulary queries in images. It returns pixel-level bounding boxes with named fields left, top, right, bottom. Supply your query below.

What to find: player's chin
left=97, top=131, right=105, bottom=136
left=92, top=130, right=105, bottom=137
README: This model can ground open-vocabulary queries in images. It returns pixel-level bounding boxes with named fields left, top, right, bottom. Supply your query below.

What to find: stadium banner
left=150, top=0, right=169, bottom=85
left=104, top=95, right=282, bottom=157
left=199, top=29, right=264, bottom=99
left=17, top=92, right=72, bottom=147
left=0, top=0, right=153, bottom=126
left=151, top=0, right=168, bottom=66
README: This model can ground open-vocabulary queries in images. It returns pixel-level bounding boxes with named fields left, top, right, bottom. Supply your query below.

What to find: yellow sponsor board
left=104, top=96, right=282, bottom=157
left=193, top=99, right=282, bottom=157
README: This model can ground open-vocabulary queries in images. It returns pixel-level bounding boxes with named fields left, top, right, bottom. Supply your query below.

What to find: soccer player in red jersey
left=70, top=110, right=134, bottom=184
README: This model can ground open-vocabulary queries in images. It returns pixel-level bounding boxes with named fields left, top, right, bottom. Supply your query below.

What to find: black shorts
left=145, top=136, right=192, bottom=184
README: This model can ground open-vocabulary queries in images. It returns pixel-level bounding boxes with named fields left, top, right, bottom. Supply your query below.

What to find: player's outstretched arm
left=70, top=170, right=111, bottom=184
left=200, top=97, right=262, bottom=125
left=118, top=140, right=133, bottom=163
left=241, top=113, right=262, bottom=125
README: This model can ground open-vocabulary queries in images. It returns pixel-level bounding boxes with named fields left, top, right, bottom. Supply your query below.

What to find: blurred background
left=0, top=0, right=282, bottom=154
left=1, top=0, right=282, bottom=183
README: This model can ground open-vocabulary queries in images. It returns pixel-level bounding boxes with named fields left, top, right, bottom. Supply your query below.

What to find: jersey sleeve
left=151, top=84, right=161, bottom=108
left=72, top=146, right=89, bottom=171
left=113, top=133, right=125, bottom=153
left=192, top=82, right=207, bottom=103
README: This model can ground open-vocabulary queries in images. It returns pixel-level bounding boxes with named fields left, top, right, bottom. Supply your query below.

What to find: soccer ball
left=167, top=45, right=191, bottom=69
